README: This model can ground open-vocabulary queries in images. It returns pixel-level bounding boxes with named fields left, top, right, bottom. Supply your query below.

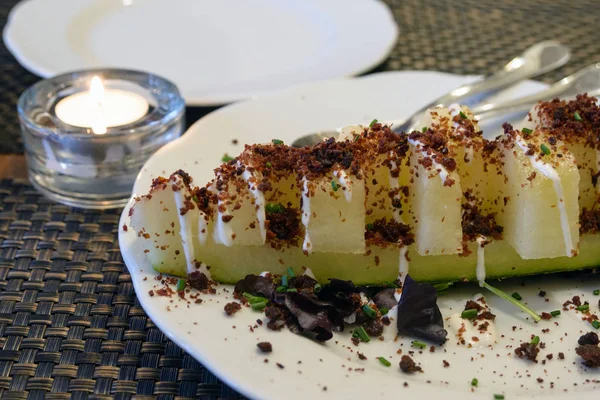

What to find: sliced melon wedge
left=126, top=97, right=600, bottom=285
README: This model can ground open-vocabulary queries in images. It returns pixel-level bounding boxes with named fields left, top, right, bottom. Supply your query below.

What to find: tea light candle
left=18, top=69, right=185, bottom=209
left=55, top=76, right=149, bottom=134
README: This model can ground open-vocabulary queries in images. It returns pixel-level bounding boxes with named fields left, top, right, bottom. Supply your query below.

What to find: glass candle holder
left=18, top=69, right=185, bottom=209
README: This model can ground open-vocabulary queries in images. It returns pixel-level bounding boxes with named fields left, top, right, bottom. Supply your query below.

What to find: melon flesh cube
left=129, top=187, right=187, bottom=274
left=304, top=172, right=365, bottom=254
left=522, top=110, right=599, bottom=210
left=407, top=146, right=462, bottom=256
left=266, top=175, right=300, bottom=209
left=364, top=153, right=410, bottom=223
left=498, top=135, right=579, bottom=259
left=568, top=143, right=597, bottom=210
left=213, top=172, right=265, bottom=247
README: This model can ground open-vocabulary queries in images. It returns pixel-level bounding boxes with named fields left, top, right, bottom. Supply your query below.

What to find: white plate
left=3, top=0, right=398, bottom=106
left=119, top=71, right=600, bottom=399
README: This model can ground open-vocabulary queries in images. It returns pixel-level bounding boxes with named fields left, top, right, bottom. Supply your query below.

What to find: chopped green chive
left=471, top=378, right=478, bottom=387
left=354, top=134, right=360, bottom=142
left=511, top=292, right=522, bottom=301
left=377, top=357, right=391, bottom=367
left=369, top=119, right=378, bottom=127
left=483, top=282, right=541, bottom=322
left=550, top=310, right=561, bottom=317
left=362, top=304, right=377, bottom=319
left=461, top=309, right=478, bottom=319
left=379, top=307, right=389, bottom=315
left=574, top=112, right=582, bottom=121
left=176, top=279, right=186, bottom=292
left=265, top=161, right=273, bottom=168
left=287, top=267, right=296, bottom=278
left=522, top=127, right=533, bottom=135
left=276, top=286, right=286, bottom=293
left=594, top=289, right=600, bottom=296
left=352, top=326, right=370, bottom=342
left=272, top=139, right=284, bottom=145
left=422, top=126, right=428, bottom=133
left=286, top=288, right=298, bottom=293
left=577, top=303, right=590, bottom=312
left=331, top=180, right=340, bottom=192
left=540, top=144, right=551, bottom=155
left=592, top=320, right=600, bottom=329
left=281, top=275, right=288, bottom=287
left=531, top=335, right=540, bottom=345
left=365, top=223, right=374, bottom=231
left=251, top=301, right=267, bottom=311
left=459, top=111, right=468, bottom=119
left=243, top=292, right=269, bottom=305
left=411, top=340, right=427, bottom=349
left=192, top=195, right=199, bottom=204
left=313, top=283, right=321, bottom=293
left=221, top=154, right=234, bottom=163
left=494, top=395, right=505, bottom=400
left=265, top=203, right=285, bottom=214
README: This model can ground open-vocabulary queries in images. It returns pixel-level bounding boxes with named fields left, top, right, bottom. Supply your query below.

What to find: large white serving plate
left=119, top=71, right=600, bottom=399
left=3, top=0, right=398, bottom=106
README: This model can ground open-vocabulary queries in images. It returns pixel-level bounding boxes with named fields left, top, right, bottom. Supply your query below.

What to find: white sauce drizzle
left=448, top=103, right=461, bottom=118
left=399, top=246, right=409, bottom=280
left=301, top=177, right=313, bottom=254
left=240, top=163, right=267, bottom=243
left=408, top=138, right=450, bottom=184
left=515, top=136, right=574, bottom=257
left=393, top=288, right=402, bottom=303
left=259, top=271, right=270, bottom=277
left=172, top=182, right=196, bottom=273
left=214, top=174, right=234, bottom=247
left=475, top=235, right=486, bottom=287
left=303, top=267, right=316, bottom=279
left=334, top=170, right=353, bottom=202
left=445, top=295, right=498, bottom=348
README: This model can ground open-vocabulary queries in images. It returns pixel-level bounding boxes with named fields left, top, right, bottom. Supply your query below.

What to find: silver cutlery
left=292, top=41, right=570, bottom=147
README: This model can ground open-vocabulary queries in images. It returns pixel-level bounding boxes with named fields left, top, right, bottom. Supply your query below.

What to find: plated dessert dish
left=124, top=94, right=600, bottom=388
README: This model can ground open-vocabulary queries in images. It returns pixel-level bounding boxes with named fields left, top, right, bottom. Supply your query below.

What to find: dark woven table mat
left=0, top=0, right=599, bottom=398
left=0, top=179, right=242, bottom=399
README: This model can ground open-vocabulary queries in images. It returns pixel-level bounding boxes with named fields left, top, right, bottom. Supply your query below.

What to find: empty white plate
left=3, top=0, right=399, bottom=105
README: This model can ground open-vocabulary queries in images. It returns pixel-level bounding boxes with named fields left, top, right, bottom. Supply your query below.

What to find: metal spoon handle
left=473, top=62, right=600, bottom=121
left=394, top=41, right=570, bottom=132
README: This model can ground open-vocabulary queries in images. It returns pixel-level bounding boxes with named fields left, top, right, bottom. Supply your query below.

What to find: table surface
left=1, top=0, right=600, bottom=398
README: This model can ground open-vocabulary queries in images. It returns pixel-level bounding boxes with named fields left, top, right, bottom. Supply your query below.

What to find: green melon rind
left=152, top=234, right=600, bottom=284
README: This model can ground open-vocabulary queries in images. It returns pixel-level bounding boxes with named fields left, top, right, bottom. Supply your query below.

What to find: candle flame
left=90, top=76, right=107, bottom=134
left=90, top=76, right=105, bottom=105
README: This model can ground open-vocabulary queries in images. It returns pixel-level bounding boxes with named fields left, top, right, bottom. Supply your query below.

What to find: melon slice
left=496, top=127, right=579, bottom=259
left=302, top=170, right=366, bottom=254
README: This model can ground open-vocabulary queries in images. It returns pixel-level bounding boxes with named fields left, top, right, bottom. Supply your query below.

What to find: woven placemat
left=2, top=0, right=600, bottom=154
left=0, top=179, right=242, bottom=399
